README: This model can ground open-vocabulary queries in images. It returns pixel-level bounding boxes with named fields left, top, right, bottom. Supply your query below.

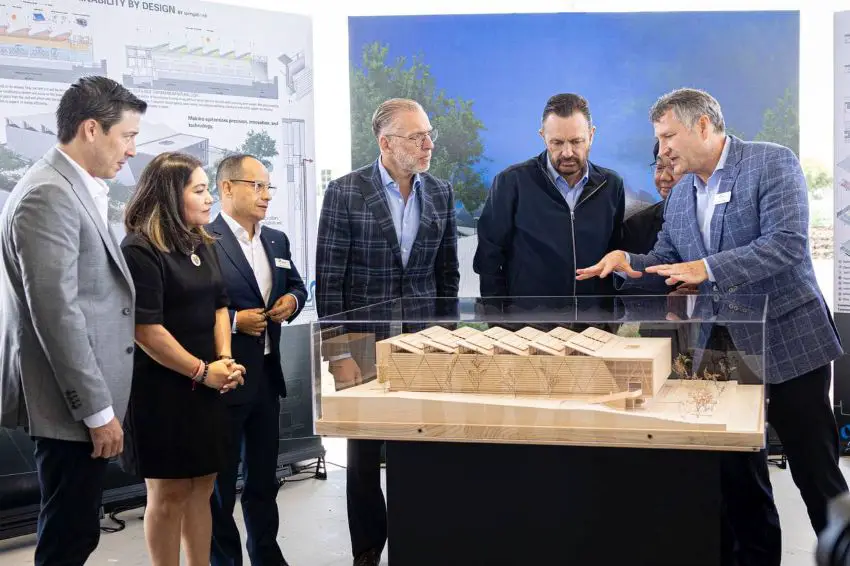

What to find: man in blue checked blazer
left=316, top=98, right=460, bottom=566
left=578, top=88, right=847, bottom=566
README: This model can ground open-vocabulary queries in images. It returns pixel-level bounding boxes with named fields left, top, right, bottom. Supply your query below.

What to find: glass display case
left=311, top=294, right=767, bottom=451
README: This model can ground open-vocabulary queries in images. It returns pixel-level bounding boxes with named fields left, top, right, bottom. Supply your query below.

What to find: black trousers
left=347, top=438, right=387, bottom=558
left=714, top=356, right=847, bottom=566
left=211, top=356, right=284, bottom=566
left=32, top=436, right=109, bottom=566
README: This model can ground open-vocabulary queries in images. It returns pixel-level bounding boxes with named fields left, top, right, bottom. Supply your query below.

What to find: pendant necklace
left=190, top=248, right=201, bottom=267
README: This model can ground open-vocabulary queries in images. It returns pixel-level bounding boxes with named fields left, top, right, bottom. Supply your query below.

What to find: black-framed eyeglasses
left=230, top=179, right=277, bottom=197
left=386, top=128, right=438, bottom=148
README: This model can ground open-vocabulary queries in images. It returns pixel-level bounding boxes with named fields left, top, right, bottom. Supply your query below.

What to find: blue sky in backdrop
left=349, top=11, right=799, bottom=203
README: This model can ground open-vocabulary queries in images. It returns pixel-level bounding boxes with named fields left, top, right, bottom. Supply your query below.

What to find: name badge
left=714, top=192, right=731, bottom=205
left=275, top=258, right=291, bottom=269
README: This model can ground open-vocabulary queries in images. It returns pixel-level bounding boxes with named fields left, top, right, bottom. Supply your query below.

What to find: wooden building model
left=376, top=324, right=671, bottom=407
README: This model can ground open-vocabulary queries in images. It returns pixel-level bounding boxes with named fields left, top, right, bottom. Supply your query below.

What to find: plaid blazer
left=316, top=158, right=460, bottom=320
left=618, top=136, right=842, bottom=384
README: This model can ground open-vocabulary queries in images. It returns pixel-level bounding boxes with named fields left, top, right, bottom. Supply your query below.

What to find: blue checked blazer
left=316, top=158, right=460, bottom=319
left=618, top=136, right=842, bottom=384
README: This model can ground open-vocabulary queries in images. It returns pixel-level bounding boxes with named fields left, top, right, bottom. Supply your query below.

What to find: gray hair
left=649, top=88, right=725, bottom=133
left=371, top=98, right=423, bottom=139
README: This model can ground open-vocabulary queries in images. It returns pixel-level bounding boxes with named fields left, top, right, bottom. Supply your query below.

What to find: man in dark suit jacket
left=316, top=98, right=460, bottom=566
left=208, top=154, right=307, bottom=566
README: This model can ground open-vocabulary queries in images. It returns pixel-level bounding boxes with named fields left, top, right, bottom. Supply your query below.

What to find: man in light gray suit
left=0, top=76, right=147, bottom=566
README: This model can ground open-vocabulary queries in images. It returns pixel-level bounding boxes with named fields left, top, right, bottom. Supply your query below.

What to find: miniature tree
left=687, top=386, right=718, bottom=417
left=542, top=360, right=563, bottom=397
left=465, top=354, right=488, bottom=392
left=376, top=360, right=391, bottom=393
left=425, top=352, right=460, bottom=393
left=673, top=353, right=692, bottom=379
left=499, top=367, right=519, bottom=398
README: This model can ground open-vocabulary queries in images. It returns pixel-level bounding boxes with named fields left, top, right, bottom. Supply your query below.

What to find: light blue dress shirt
left=378, top=157, right=421, bottom=267
left=545, top=156, right=589, bottom=210
left=694, top=136, right=732, bottom=265
left=621, top=136, right=731, bottom=283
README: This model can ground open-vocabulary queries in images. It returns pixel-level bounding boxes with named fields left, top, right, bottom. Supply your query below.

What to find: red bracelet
left=191, top=359, right=204, bottom=379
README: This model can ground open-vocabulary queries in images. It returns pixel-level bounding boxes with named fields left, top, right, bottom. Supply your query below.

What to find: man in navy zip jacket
left=474, top=93, right=625, bottom=300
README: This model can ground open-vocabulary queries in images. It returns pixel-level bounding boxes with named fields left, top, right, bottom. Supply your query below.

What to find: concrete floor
left=0, top=437, right=845, bottom=565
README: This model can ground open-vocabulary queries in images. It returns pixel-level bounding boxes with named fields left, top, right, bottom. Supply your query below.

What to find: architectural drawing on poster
left=122, top=30, right=278, bottom=99
left=278, top=51, right=312, bottom=101
left=837, top=204, right=850, bottom=226
left=4, top=113, right=209, bottom=186
left=0, top=6, right=106, bottom=83
left=280, top=118, right=311, bottom=283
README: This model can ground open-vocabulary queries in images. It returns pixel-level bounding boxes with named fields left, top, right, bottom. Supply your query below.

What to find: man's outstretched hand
left=576, top=250, right=643, bottom=280
left=645, top=260, right=708, bottom=286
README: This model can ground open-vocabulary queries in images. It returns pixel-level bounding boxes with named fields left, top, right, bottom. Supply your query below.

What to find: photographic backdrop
left=348, top=11, right=800, bottom=295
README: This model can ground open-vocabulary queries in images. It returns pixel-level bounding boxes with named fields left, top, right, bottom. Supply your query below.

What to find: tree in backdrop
left=0, top=145, right=30, bottom=192
left=239, top=130, right=278, bottom=171
left=730, top=87, right=829, bottom=197
left=753, top=87, right=798, bottom=157
left=203, top=130, right=279, bottom=199
left=350, top=42, right=489, bottom=214
left=803, top=161, right=832, bottom=200
left=726, top=88, right=798, bottom=155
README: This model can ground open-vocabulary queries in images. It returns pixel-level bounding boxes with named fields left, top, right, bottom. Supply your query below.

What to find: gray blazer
left=0, top=147, right=136, bottom=442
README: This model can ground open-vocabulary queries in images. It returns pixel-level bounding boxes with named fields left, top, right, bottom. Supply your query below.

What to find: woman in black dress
left=120, top=152, right=246, bottom=566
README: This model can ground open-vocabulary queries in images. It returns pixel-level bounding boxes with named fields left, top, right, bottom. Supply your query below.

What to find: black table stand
left=386, top=440, right=724, bottom=566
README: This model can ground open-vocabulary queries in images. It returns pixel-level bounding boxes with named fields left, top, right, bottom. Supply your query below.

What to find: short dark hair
left=56, top=76, right=147, bottom=144
left=542, top=93, right=592, bottom=126
left=215, top=153, right=257, bottom=185
left=124, top=152, right=213, bottom=254
left=652, top=140, right=660, bottom=163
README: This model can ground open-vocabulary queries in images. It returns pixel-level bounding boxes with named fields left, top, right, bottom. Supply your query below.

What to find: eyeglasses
left=386, top=128, right=438, bottom=148
left=230, top=179, right=277, bottom=198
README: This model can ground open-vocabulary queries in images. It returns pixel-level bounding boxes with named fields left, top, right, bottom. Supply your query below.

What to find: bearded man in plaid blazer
left=316, top=98, right=460, bottom=566
left=578, top=88, right=847, bottom=566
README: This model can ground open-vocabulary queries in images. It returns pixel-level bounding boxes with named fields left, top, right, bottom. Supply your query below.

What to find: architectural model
left=377, top=325, right=669, bottom=409
left=315, top=324, right=767, bottom=451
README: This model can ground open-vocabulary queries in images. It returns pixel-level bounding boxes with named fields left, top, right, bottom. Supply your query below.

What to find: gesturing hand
left=576, top=250, right=642, bottom=280
left=645, top=260, right=708, bottom=286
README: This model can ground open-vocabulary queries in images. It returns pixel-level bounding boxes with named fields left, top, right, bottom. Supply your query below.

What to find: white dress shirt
left=55, top=147, right=115, bottom=429
left=220, top=212, right=275, bottom=355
